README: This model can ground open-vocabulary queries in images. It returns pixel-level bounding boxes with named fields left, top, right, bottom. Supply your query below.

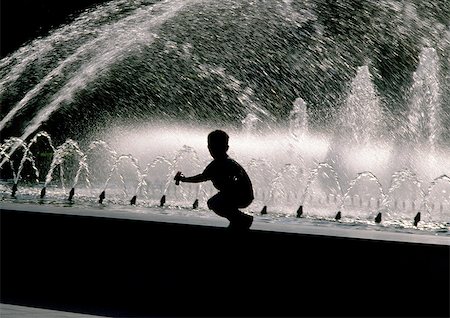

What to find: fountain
left=406, top=47, right=442, bottom=151
left=0, top=0, right=449, bottom=234
left=1, top=2, right=449, bottom=318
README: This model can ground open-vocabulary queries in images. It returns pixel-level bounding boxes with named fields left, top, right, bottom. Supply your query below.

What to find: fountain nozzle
left=375, top=212, right=382, bottom=223
left=11, top=183, right=18, bottom=197
left=68, top=188, right=75, bottom=201
left=296, top=205, right=303, bottom=218
left=413, top=212, right=421, bottom=226
left=260, top=206, right=267, bottom=215
left=40, top=187, right=46, bottom=199
left=99, top=190, right=106, bottom=204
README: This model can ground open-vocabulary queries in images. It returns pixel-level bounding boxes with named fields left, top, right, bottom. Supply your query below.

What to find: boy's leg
left=207, top=193, right=253, bottom=230
left=227, top=213, right=253, bottom=231
left=207, top=192, right=240, bottom=219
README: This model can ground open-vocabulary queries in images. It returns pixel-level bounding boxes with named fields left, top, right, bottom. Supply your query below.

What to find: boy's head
left=208, top=130, right=229, bottom=159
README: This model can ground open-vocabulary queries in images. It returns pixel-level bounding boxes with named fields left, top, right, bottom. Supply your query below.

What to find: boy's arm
left=182, top=173, right=208, bottom=183
left=175, top=171, right=208, bottom=184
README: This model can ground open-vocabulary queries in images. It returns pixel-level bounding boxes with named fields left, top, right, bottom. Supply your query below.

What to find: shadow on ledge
left=1, top=208, right=449, bottom=317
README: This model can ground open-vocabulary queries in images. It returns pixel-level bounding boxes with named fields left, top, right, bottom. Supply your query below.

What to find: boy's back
left=203, top=156, right=254, bottom=207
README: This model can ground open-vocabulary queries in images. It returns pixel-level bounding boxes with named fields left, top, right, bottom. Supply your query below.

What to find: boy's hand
left=174, top=171, right=183, bottom=185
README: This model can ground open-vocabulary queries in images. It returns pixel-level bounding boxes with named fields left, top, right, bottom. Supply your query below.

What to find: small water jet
left=269, top=163, right=303, bottom=208
left=340, top=171, right=386, bottom=220
left=406, top=47, right=442, bottom=151
left=337, top=65, right=384, bottom=145
left=289, top=97, right=308, bottom=139
left=300, top=162, right=343, bottom=218
left=37, top=139, right=88, bottom=200
left=142, top=156, right=173, bottom=203
left=386, top=168, right=427, bottom=223
left=424, top=175, right=450, bottom=222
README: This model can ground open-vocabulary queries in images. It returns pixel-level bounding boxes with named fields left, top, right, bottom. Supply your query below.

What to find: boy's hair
left=208, top=130, right=229, bottom=147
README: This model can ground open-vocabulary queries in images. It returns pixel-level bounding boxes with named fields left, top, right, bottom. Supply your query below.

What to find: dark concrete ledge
left=1, top=203, right=449, bottom=317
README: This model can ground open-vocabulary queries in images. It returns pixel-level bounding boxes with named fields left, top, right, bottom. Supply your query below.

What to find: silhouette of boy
left=174, top=130, right=254, bottom=230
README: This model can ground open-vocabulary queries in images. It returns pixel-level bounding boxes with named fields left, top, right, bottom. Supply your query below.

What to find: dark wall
left=1, top=208, right=449, bottom=317
left=1, top=0, right=110, bottom=58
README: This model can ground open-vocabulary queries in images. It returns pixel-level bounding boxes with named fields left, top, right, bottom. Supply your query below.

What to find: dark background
left=1, top=0, right=110, bottom=58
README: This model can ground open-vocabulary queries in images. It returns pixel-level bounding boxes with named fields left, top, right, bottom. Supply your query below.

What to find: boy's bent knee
left=207, top=193, right=222, bottom=211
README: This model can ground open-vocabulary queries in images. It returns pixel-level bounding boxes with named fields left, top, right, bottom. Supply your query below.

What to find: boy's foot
left=228, top=213, right=253, bottom=231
